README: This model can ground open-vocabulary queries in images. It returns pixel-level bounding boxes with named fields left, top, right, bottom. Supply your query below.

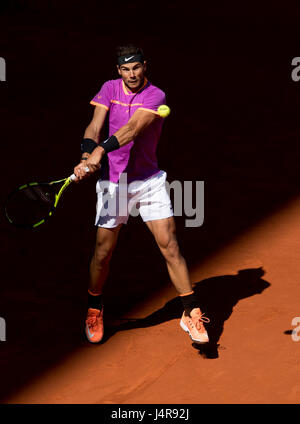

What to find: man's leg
left=89, top=225, right=123, bottom=294
left=145, top=216, right=191, bottom=293
left=85, top=224, right=122, bottom=343
left=145, top=216, right=209, bottom=343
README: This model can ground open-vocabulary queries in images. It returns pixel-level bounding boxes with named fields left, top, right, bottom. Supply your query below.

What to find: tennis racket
left=4, top=167, right=89, bottom=229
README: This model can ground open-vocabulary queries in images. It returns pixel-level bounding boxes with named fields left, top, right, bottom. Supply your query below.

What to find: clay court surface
left=1, top=194, right=300, bottom=404
left=1, top=1, right=300, bottom=406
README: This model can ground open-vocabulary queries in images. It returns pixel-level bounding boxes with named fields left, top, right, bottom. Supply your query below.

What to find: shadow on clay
left=104, top=267, right=270, bottom=358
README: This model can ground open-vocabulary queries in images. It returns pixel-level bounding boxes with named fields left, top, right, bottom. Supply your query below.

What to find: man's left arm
left=114, top=109, right=158, bottom=145
left=86, top=109, right=159, bottom=169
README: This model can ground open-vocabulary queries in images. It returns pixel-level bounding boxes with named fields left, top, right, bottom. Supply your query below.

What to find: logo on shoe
left=86, top=326, right=95, bottom=339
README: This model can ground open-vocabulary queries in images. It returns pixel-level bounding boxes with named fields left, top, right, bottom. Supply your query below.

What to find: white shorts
left=95, top=170, right=174, bottom=228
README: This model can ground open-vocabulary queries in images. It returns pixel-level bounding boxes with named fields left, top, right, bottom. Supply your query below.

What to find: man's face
left=117, top=61, right=146, bottom=92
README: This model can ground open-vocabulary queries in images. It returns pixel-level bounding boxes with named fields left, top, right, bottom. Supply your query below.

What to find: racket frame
left=4, top=176, right=73, bottom=229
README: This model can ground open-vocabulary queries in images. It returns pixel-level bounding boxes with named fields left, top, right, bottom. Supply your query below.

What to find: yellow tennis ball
left=157, top=104, right=171, bottom=118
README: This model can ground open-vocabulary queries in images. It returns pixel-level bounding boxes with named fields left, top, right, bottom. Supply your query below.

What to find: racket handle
left=69, top=166, right=90, bottom=182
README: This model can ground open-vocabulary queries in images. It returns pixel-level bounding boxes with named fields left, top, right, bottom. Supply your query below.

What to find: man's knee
left=93, top=226, right=120, bottom=267
left=93, top=235, right=118, bottom=267
left=159, top=236, right=181, bottom=261
left=93, top=243, right=114, bottom=267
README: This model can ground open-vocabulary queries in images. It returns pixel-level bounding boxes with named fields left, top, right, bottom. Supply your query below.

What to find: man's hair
left=116, top=44, right=144, bottom=58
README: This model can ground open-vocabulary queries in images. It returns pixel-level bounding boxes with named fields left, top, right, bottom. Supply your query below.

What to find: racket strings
left=25, top=186, right=54, bottom=204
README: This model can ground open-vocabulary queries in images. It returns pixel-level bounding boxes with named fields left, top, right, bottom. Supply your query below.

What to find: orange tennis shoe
left=180, top=308, right=210, bottom=344
left=85, top=308, right=104, bottom=343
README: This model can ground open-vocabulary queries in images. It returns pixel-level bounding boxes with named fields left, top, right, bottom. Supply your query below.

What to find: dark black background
left=1, top=0, right=300, bottom=402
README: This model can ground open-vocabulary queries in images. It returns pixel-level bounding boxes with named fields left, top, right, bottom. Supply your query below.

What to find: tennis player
left=74, top=45, right=210, bottom=344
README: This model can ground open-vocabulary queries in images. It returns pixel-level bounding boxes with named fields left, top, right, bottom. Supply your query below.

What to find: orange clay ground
left=1, top=195, right=300, bottom=404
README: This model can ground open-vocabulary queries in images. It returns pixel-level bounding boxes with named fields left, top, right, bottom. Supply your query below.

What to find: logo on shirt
left=125, top=56, right=134, bottom=62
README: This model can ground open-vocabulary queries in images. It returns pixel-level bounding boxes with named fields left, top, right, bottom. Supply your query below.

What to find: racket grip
left=69, top=166, right=90, bottom=182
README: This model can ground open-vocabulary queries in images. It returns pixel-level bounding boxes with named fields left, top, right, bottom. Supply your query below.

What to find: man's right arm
left=74, top=105, right=108, bottom=180
left=84, top=105, right=107, bottom=141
